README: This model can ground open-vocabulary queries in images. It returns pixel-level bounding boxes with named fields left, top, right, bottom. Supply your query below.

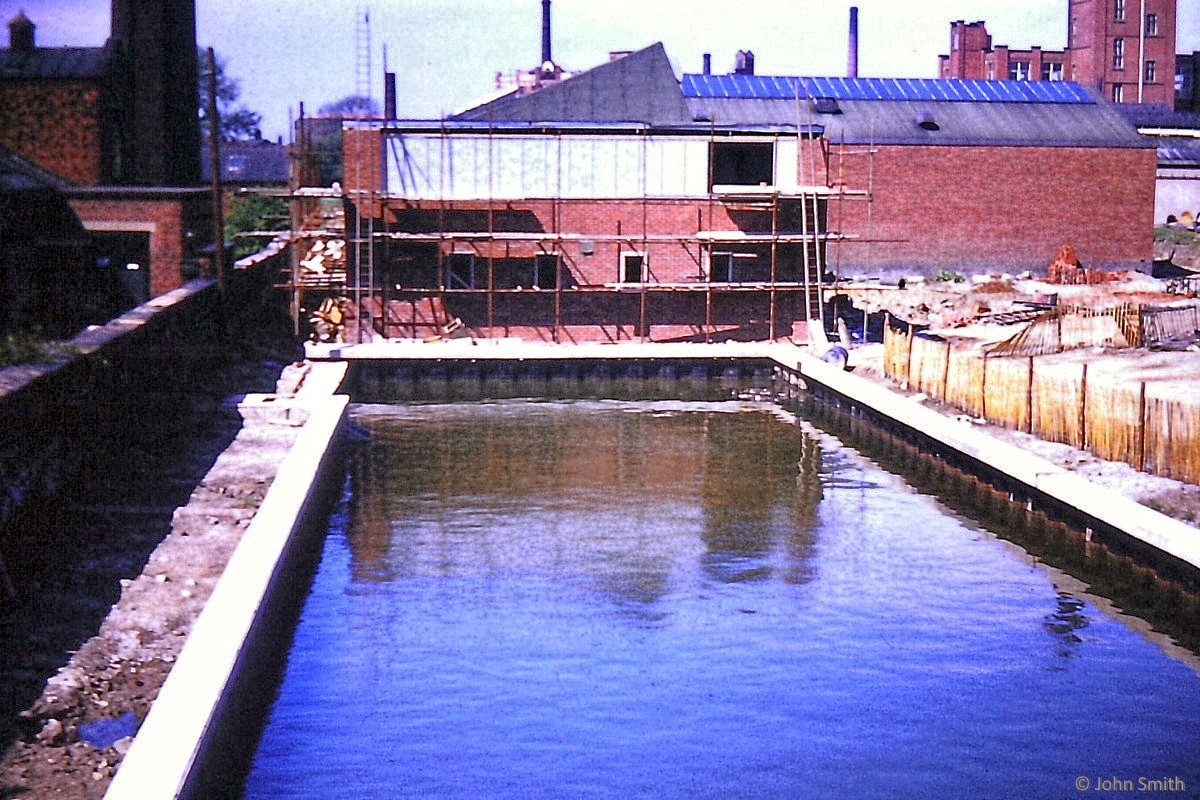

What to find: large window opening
left=1009, top=60, right=1031, bottom=81
left=710, top=142, right=774, bottom=189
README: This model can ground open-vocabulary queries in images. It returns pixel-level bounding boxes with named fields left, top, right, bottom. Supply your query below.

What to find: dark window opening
left=620, top=252, right=645, bottom=283
left=534, top=253, right=559, bottom=289
left=710, top=142, right=774, bottom=189
left=446, top=253, right=478, bottom=289
left=91, top=231, right=150, bottom=308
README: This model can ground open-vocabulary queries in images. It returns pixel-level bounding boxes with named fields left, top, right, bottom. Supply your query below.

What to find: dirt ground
left=841, top=266, right=1200, bottom=529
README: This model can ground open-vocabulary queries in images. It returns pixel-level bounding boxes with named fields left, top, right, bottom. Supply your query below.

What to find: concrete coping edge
left=103, top=393, right=349, bottom=800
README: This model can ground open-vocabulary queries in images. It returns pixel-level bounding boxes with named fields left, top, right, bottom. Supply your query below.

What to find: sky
left=6, top=0, right=1200, bottom=142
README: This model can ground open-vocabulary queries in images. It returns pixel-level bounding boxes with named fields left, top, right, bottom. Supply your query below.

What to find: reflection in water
left=1043, top=592, right=1090, bottom=666
left=345, top=401, right=821, bottom=609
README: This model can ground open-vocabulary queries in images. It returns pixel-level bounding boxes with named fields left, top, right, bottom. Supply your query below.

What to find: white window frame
left=1113, top=38, right=1125, bottom=70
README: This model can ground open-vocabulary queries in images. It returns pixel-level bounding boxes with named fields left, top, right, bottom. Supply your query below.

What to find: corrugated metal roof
left=682, top=74, right=1095, bottom=104
left=452, top=42, right=693, bottom=126
left=1153, top=137, right=1200, bottom=166
left=0, top=46, right=107, bottom=79
left=686, top=91, right=1148, bottom=148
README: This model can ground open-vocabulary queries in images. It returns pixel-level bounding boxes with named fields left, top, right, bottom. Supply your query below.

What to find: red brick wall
left=69, top=195, right=211, bottom=296
left=828, top=144, right=1155, bottom=277
left=0, top=80, right=105, bottom=184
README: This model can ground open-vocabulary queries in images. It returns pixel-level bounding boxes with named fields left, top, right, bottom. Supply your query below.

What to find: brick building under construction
left=323, top=39, right=1154, bottom=344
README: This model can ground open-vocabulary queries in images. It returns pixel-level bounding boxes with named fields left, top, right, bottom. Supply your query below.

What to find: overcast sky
left=6, top=0, right=1200, bottom=141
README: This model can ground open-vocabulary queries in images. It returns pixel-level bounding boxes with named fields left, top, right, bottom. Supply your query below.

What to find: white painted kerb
left=104, top=394, right=348, bottom=800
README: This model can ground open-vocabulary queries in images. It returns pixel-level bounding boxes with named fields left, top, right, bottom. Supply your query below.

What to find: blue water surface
left=243, top=401, right=1200, bottom=800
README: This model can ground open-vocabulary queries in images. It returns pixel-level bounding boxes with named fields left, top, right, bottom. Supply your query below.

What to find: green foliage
left=318, top=95, right=381, bottom=118
left=225, top=193, right=289, bottom=259
left=934, top=270, right=966, bottom=283
left=1153, top=226, right=1200, bottom=244
left=198, top=49, right=262, bottom=141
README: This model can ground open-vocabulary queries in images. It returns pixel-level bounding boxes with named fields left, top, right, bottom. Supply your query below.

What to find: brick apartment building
left=0, top=2, right=210, bottom=307
left=335, top=43, right=1154, bottom=343
left=939, top=0, right=1185, bottom=108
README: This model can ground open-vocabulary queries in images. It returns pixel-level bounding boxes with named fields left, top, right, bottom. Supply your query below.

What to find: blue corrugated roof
left=681, top=74, right=1095, bottom=104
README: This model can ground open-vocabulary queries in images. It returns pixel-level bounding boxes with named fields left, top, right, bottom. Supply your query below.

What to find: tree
left=198, top=49, right=262, bottom=141
left=318, top=95, right=380, bottom=119
left=225, top=194, right=288, bottom=260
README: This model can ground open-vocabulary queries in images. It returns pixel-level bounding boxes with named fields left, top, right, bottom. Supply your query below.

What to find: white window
left=1009, top=60, right=1031, bottom=81
left=1113, top=38, right=1125, bottom=70
left=1114, top=0, right=1125, bottom=21
left=1112, top=83, right=1125, bottom=102
left=1146, top=13, right=1158, bottom=36
left=1145, top=60, right=1157, bottom=82
left=1042, top=62, right=1064, bottom=81
left=619, top=251, right=645, bottom=284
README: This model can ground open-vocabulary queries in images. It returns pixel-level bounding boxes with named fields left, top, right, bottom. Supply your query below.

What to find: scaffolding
left=277, top=113, right=875, bottom=344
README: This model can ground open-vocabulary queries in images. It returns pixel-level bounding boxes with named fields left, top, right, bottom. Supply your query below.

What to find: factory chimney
left=384, top=72, right=396, bottom=120
left=848, top=6, right=859, bottom=78
left=703, top=53, right=711, bottom=75
left=542, top=0, right=552, bottom=66
left=8, top=10, right=34, bottom=54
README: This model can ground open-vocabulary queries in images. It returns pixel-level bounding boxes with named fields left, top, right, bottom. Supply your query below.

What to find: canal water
left=241, top=399, right=1200, bottom=800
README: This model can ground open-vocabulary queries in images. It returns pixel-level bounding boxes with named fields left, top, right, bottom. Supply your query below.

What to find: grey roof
left=1117, top=104, right=1200, bottom=131
left=0, top=45, right=108, bottom=79
left=200, top=137, right=289, bottom=184
left=1152, top=137, right=1200, bottom=167
left=452, top=42, right=692, bottom=126
left=450, top=43, right=1146, bottom=149
left=0, top=145, right=72, bottom=190
left=688, top=88, right=1149, bottom=148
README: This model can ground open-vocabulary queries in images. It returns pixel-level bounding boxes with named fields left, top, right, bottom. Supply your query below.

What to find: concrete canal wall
left=99, top=337, right=1198, bottom=797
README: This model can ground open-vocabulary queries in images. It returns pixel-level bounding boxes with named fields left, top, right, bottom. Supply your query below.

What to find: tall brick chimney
left=111, top=0, right=201, bottom=186
left=8, top=10, right=34, bottom=54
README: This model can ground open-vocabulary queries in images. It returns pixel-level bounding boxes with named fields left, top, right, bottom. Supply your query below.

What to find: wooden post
left=980, top=353, right=988, bottom=421
left=904, top=324, right=914, bottom=390
left=1137, top=380, right=1147, bottom=472
left=941, top=340, right=952, bottom=402
left=1026, top=356, right=1035, bottom=434
left=1078, top=362, right=1088, bottom=450
left=205, top=48, right=226, bottom=305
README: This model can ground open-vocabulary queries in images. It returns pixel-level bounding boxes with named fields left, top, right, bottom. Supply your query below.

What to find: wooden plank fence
left=882, top=320, right=1200, bottom=485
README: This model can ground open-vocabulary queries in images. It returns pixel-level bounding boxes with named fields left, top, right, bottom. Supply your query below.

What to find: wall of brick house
left=69, top=195, right=211, bottom=296
left=0, top=80, right=105, bottom=184
left=828, top=144, right=1156, bottom=278
left=342, top=127, right=382, bottom=193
